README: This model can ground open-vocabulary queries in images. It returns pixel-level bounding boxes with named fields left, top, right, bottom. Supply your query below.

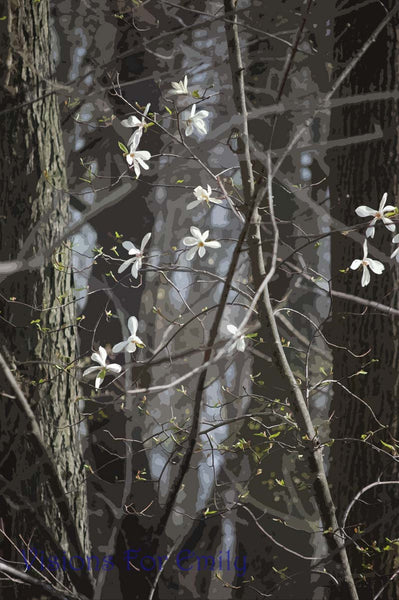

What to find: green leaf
left=118, top=141, right=129, bottom=153
left=176, top=179, right=184, bottom=183
left=192, top=90, right=200, bottom=99
left=165, top=106, right=173, bottom=115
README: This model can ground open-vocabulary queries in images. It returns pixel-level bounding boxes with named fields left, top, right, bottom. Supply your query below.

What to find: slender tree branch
left=223, top=10, right=359, bottom=597
left=0, top=559, right=88, bottom=600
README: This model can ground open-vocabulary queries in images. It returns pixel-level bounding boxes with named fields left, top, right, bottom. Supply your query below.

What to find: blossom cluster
left=83, top=75, right=247, bottom=391
left=350, top=193, right=398, bottom=287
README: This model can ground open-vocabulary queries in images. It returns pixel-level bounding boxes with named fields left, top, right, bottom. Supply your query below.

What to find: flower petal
left=128, top=129, right=143, bottom=148
left=83, top=366, right=101, bottom=377
left=107, top=363, right=122, bottom=374
left=195, top=110, right=209, bottom=118
left=193, top=186, right=204, bottom=199
left=112, top=340, right=128, bottom=354
left=136, top=150, right=151, bottom=161
left=141, top=232, right=151, bottom=251
left=361, top=266, right=370, bottom=287
left=118, top=258, right=134, bottom=274
left=187, top=199, right=202, bottom=210
left=135, top=157, right=149, bottom=171
left=350, top=259, right=362, bottom=270
left=205, top=241, right=221, bottom=249
left=122, top=241, right=135, bottom=252
left=362, top=239, right=368, bottom=259
left=95, top=374, right=104, bottom=390
left=355, top=206, right=376, bottom=217
left=190, top=226, right=202, bottom=239
left=227, top=324, right=238, bottom=335
left=98, top=346, right=107, bottom=364
left=185, top=124, right=193, bottom=137
left=128, top=316, right=138, bottom=335
left=183, top=237, right=198, bottom=246
left=367, top=259, right=384, bottom=275
left=391, top=247, right=399, bottom=260
left=186, top=246, right=198, bottom=261
left=366, top=226, right=375, bottom=238
left=379, top=192, right=388, bottom=210
left=90, top=351, right=102, bottom=365
left=382, top=218, right=396, bottom=232
left=131, top=260, right=139, bottom=279
left=198, top=245, right=206, bottom=258
left=194, top=119, right=207, bottom=135
left=237, top=337, right=246, bottom=352
left=121, top=116, right=139, bottom=128
left=393, top=233, right=399, bottom=243
left=126, top=341, right=137, bottom=353
left=202, top=230, right=209, bottom=241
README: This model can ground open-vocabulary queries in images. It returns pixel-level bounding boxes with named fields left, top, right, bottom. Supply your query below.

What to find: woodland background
left=1, top=1, right=399, bottom=599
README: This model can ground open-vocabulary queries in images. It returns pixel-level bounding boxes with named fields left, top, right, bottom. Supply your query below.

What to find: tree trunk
left=0, top=1, right=92, bottom=598
left=328, top=2, right=399, bottom=599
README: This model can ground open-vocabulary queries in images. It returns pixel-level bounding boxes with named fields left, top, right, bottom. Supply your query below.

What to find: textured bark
left=328, top=2, right=399, bottom=599
left=0, top=1, right=91, bottom=598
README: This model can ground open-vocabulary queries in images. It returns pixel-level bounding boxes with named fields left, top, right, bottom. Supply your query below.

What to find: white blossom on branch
left=169, top=75, right=189, bottom=96
left=187, top=185, right=223, bottom=210
left=183, top=104, right=209, bottom=137
left=355, top=192, right=396, bottom=238
left=350, top=240, right=384, bottom=287
left=118, top=233, right=151, bottom=279
left=112, top=316, right=145, bottom=354
left=83, top=346, right=122, bottom=390
left=125, top=136, right=151, bottom=178
left=183, top=226, right=221, bottom=260
left=121, top=103, right=151, bottom=147
left=227, top=324, right=246, bottom=352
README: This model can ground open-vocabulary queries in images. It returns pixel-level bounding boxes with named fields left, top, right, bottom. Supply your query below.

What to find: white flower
left=187, top=185, right=223, bottom=210
left=183, top=104, right=209, bottom=137
left=112, top=316, right=145, bottom=354
left=355, top=192, right=396, bottom=238
left=169, top=75, right=189, bottom=96
left=121, top=103, right=151, bottom=147
left=391, top=233, right=399, bottom=262
left=118, top=233, right=151, bottom=279
left=182, top=226, right=221, bottom=260
left=83, top=346, right=122, bottom=390
left=126, top=136, right=151, bottom=178
left=350, top=240, right=384, bottom=287
left=227, top=324, right=246, bottom=353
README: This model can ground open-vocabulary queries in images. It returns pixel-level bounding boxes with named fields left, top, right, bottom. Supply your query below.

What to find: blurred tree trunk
left=0, top=1, right=92, bottom=598
left=328, top=2, right=399, bottom=599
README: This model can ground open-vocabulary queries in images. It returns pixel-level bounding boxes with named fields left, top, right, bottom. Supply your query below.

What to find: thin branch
left=273, top=2, right=399, bottom=175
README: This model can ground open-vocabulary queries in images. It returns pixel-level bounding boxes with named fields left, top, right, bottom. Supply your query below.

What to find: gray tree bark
left=328, top=2, right=399, bottom=599
left=0, top=1, right=92, bottom=598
